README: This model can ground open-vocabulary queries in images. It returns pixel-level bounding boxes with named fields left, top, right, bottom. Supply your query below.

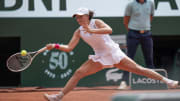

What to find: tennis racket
left=6, top=47, right=47, bottom=72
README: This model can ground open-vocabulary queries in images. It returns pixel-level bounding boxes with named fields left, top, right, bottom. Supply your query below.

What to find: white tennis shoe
left=167, top=80, right=179, bottom=88
left=44, top=93, right=61, bottom=101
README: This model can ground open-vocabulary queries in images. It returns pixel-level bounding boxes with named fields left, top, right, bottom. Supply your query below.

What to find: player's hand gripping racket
left=6, top=47, right=47, bottom=72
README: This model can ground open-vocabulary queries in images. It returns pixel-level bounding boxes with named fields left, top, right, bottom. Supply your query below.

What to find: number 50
left=49, top=51, right=68, bottom=70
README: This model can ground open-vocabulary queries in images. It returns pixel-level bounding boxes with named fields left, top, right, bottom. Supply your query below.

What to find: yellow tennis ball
left=21, top=50, right=27, bottom=56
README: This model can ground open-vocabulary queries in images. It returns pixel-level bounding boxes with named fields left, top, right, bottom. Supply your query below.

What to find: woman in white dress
left=44, top=8, right=179, bottom=101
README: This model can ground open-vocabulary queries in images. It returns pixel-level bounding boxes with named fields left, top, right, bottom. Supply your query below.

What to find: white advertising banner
left=0, top=0, right=180, bottom=17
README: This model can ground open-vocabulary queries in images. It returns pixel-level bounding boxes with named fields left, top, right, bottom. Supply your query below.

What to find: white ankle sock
left=162, top=77, right=173, bottom=84
left=57, top=92, right=64, bottom=99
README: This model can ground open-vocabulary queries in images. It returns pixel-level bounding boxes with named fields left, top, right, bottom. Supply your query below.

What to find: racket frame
left=6, top=47, right=47, bottom=72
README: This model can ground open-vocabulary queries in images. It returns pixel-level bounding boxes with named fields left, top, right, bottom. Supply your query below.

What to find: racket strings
left=7, top=53, right=31, bottom=72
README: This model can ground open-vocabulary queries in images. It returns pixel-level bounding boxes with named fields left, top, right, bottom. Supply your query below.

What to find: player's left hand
left=83, top=24, right=94, bottom=34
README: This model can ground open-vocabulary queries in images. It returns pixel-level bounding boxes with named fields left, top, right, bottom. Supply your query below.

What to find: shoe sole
left=168, top=81, right=179, bottom=89
left=175, top=81, right=179, bottom=88
left=173, top=81, right=179, bottom=88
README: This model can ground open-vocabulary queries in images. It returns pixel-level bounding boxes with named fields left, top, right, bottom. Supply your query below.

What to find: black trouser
left=127, top=29, right=155, bottom=68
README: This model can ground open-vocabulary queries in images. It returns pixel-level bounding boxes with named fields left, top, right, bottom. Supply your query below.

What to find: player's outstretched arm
left=46, top=29, right=81, bottom=52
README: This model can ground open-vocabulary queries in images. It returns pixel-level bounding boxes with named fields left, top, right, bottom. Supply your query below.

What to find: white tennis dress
left=79, top=19, right=126, bottom=67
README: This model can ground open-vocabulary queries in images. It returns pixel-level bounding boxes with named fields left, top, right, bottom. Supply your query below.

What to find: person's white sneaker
left=44, top=93, right=61, bottom=101
left=118, top=81, right=128, bottom=90
left=167, top=81, right=179, bottom=89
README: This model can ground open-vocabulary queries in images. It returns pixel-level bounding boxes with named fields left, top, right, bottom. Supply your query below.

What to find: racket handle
left=37, top=47, right=47, bottom=53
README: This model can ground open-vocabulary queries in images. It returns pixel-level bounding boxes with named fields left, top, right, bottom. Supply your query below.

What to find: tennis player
left=44, top=7, right=179, bottom=101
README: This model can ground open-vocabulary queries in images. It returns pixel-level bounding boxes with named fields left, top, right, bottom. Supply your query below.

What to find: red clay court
left=0, top=86, right=180, bottom=101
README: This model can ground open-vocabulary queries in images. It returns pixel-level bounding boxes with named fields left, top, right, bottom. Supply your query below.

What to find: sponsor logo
left=106, top=68, right=123, bottom=82
left=0, top=0, right=180, bottom=17
left=132, top=78, right=164, bottom=84
left=42, top=50, right=74, bottom=79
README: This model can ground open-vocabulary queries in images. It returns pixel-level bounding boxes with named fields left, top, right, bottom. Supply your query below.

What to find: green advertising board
left=130, top=69, right=168, bottom=90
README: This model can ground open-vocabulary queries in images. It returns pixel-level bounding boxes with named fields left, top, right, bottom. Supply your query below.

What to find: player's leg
left=62, top=59, right=103, bottom=95
left=114, top=56, right=179, bottom=88
left=44, top=59, right=103, bottom=101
